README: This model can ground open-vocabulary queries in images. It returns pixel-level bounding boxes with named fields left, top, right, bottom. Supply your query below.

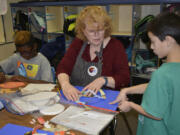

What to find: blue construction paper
left=0, top=123, right=53, bottom=135
left=60, top=86, right=119, bottom=111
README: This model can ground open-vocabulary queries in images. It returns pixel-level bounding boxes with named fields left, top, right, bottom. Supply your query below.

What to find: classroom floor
left=115, top=110, right=138, bottom=135
left=102, top=109, right=138, bottom=135
left=100, top=110, right=138, bottom=135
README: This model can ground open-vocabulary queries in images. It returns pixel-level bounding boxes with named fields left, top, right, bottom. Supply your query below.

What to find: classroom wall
left=0, top=43, right=15, bottom=61
left=0, top=44, right=15, bottom=61
left=0, top=0, right=23, bottom=60
left=0, top=2, right=161, bottom=60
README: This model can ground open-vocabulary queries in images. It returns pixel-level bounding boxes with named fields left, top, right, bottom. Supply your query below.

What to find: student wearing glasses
left=56, top=6, right=130, bottom=101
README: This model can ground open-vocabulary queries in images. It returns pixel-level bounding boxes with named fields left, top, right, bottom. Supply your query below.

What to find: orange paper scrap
left=0, top=82, right=26, bottom=89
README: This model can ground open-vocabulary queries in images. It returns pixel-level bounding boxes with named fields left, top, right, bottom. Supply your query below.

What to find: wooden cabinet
left=9, top=1, right=180, bottom=56
left=10, top=4, right=137, bottom=41
left=110, top=5, right=133, bottom=36
left=45, top=6, right=64, bottom=33
left=0, top=2, right=14, bottom=44
left=0, top=17, right=5, bottom=44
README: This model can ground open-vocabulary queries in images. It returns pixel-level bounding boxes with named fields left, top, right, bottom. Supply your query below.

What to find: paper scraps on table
left=0, top=82, right=26, bottom=89
left=20, top=83, right=56, bottom=95
left=40, top=104, right=65, bottom=115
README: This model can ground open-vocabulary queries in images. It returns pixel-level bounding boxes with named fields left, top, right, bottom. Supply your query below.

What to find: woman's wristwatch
left=103, top=77, right=108, bottom=86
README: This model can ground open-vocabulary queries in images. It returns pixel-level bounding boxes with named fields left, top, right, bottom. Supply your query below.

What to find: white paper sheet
left=21, top=83, right=56, bottom=95
left=50, top=106, right=115, bottom=135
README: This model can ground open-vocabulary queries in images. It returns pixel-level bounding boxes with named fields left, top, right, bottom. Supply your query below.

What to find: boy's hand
left=118, top=101, right=132, bottom=112
left=0, top=72, right=6, bottom=83
left=109, top=89, right=128, bottom=104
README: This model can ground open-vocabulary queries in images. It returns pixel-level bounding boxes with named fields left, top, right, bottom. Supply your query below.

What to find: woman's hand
left=109, top=88, right=128, bottom=104
left=0, top=72, right=6, bottom=83
left=82, top=77, right=105, bottom=97
left=61, top=82, right=81, bottom=101
left=118, top=101, right=132, bottom=112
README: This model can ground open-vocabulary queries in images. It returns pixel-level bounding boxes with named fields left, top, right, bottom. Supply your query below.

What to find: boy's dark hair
left=147, top=12, right=180, bottom=45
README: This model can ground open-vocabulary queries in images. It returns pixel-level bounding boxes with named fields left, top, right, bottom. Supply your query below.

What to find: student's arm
left=10, top=75, right=48, bottom=83
left=0, top=55, right=16, bottom=74
left=122, top=83, right=148, bottom=94
left=39, top=56, right=54, bottom=83
left=119, top=100, right=161, bottom=120
left=110, top=83, right=148, bottom=104
left=131, top=102, right=161, bottom=120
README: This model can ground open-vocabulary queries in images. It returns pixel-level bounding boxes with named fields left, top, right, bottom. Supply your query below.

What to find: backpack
left=63, top=14, right=77, bottom=37
left=14, top=10, right=29, bottom=30
left=29, top=11, right=46, bottom=33
left=134, top=15, right=155, bottom=43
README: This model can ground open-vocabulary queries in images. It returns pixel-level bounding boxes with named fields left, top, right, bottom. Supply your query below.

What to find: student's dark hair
left=147, top=12, right=180, bottom=44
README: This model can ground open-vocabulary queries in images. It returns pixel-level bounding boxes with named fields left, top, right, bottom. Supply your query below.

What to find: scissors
left=82, top=89, right=104, bottom=99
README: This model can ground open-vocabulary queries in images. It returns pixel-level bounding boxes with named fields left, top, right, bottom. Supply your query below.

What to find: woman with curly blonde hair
left=75, top=6, right=112, bottom=41
left=57, top=6, right=130, bottom=101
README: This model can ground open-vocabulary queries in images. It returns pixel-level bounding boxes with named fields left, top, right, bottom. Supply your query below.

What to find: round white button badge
left=87, top=66, right=98, bottom=76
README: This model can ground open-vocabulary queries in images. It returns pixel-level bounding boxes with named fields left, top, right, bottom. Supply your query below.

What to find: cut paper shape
left=40, top=103, right=65, bottom=115
left=99, top=89, right=106, bottom=99
left=20, top=83, right=56, bottom=95
left=22, top=92, right=59, bottom=106
left=9, top=92, right=60, bottom=114
left=0, top=82, right=25, bottom=89
left=11, top=98, right=38, bottom=113
left=0, top=124, right=53, bottom=135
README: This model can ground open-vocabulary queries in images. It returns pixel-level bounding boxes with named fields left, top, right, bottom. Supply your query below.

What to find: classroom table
left=0, top=81, right=86, bottom=135
left=0, top=108, right=86, bottom=135
left=0, top=82, right=117, bottom=135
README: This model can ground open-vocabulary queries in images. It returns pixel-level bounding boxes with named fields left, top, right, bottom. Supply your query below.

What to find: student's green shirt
left=137, top=63, right=180, bottom=135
